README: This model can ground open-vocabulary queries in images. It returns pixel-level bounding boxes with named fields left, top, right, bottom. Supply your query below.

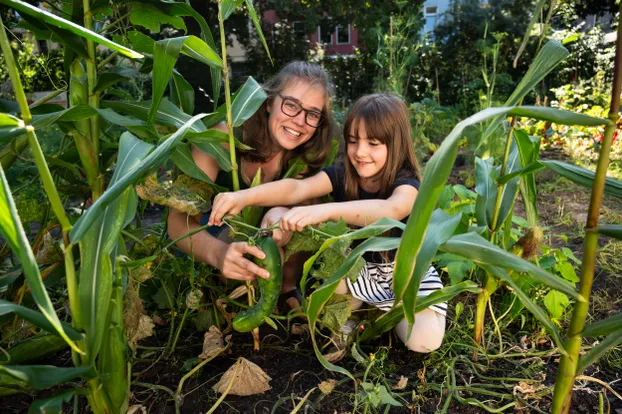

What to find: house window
left=318, top=18, right=333, bottom=44
left=336, top=24, right=350, bottom=45
left=424, top=6, right=437, bottom=33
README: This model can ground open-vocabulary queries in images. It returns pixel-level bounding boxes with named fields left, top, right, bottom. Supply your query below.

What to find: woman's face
left=267, top=80, right=326, bottom=152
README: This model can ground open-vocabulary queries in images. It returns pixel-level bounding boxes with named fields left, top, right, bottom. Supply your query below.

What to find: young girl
left=208, top=93, right=446, bottom=352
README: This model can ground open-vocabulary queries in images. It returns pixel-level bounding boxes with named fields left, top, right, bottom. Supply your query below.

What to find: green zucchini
left=232, top=236, right=283, bottom=332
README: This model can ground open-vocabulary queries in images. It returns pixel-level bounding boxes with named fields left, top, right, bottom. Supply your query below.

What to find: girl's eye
left=369, top=141, right=381, bottom=146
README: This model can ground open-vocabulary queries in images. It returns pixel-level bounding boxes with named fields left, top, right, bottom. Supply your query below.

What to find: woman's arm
left=279, top=185, right=418, bottom=231
left=208, top=172, right=333, bottom=226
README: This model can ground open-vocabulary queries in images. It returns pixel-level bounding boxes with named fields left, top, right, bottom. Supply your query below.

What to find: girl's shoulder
left=393, top=168, right=420, bottom=190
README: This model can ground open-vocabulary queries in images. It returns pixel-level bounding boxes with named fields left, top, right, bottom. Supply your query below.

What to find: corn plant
left=0, top=0, right=269, bottom=411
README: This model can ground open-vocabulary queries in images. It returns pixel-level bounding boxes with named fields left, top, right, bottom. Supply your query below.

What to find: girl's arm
left=280, top=185, right=418, bottom=231
left=208, top=171, right=333, bottom=226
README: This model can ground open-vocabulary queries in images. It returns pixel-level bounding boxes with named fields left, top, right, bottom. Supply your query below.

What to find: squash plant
left=0, top=0, right=269, bottom=411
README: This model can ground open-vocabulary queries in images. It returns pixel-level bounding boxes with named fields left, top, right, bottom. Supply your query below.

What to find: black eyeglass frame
left=277, top=93, right=325, bottom=128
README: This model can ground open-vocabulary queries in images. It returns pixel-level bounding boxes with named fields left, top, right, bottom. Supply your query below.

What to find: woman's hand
left=261, top=207, right=293, bottom=247
left=217, top=242, right=270, bottom=281
left=280, top=205, right=333, bottom=232
left=208, top=192, right=248, bottom=226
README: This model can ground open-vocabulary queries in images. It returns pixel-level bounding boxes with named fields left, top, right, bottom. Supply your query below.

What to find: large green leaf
left=496, top=139, right=522, bottom=230
left=582, top=313, right=622, bottom=337
left=475, top=157, right=498, bottom=229
left=514, top=129, right=541, bottom=225
left=0, top=113, right=25, bottom=143
left=170, top=69, right=195, bottom=115
left=0, top=168, right=82, bottom=353
left=481, top=264, right=566, bottom=354
left=1, top=335, right=67, bottom=366
left=0, top=0, right=142, bottom=59
left=0, top=301, right=82, bottom=341
left=597, top=224, right=622, bottom=240
left=401, top=209, right=462, bottom=330
left=577, top=331, right=622, bottom=373
left=31, top=105, right=97, bottom=129
left=244, top=0, right=272, bottom=63
left=481, top=41, right=569, bottom=142
left=77, top=132, right=153, bottom=361
left=440, top=232, right=581, bottom=300
left=129, top=1, right=187, bottom=33
left=391, top=105, right=606, bottom=308
left=126, top=31, right=155, bottom=55
left=230, top=77, right=267, bottom=127
left=186, top=129, right=252, bottom=150
left=149, top=36, right=222, bottom=123
left=513, top=0, right=549, bottom=67
left=93, top=67, right=137, bottom=93
left=221, top=0, right=245, bottom=20
left=170, top=143, right=227, bottom=189
left=28, top=390, right=74, bottom=414
left=360, top=281, right=481, bottom=342
left=19, top=13, right=89, bottom=60
left=540, top=160, right=622, bottom=199
left=0, top=365, right=95, bottom=390
left=70, top=113, right=209, bottom=243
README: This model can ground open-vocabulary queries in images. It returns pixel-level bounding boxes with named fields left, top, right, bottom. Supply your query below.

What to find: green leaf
left=28, top=390, right=74, bottom=414
left=543, top=290, right=570, bottom=319
left=230, top=77, right=267, bottom=127
left=69, top=113, right=208, bottom=243
left=19, top=13, right=89, bottom=60
left=244, top=0, right=272, bottom=63
left=170, top=69, right=195, bottom=115
left=475, top=157, right=498, bottom=229
left=482, top=40, right=569, bottom=142
left=149, top=36, right=222, bottom=123
left=1, top=334, right=68, bottom=366
left=241, top=168, right=263, bottom=226
left=577, top=331, right=622, bottom=373
left=0, top=0, right=143, bottom=59
left=186, top=129, right=252, bottom=150
left=221, top=0, right=245, bottom=20
left=170, top=143, right=227, bottom=190
left=597, top=224, right=622, bottom=240
left=540, top=160, right=622, bottom=199
left=282, top=156, right=307, bottom=179
left=582, top=313, right=622, bottom=337
left=319, top=294, right=352, bottom=331
left=96, top=108, right=160, bottom=141
left=446, top=260, right=474, bottom=285
left=0, top=167, right=82, bottom=353
left=496, top=140, right=522, bottom=230
left=513, top=0, right=549, bottom=67
left=31, top=105, right=97, bottom=129
left=126, top=31, right=155, bottom=55
left=555, top=259, right=579, bottom=283
left=93, top=67, right=137, bottom=93
left=0, top=365, right=95, bottom=390
left=76, top=132, right=153, bottom=361
left=0, top=301, right=83, bottom=341
left=402, top=209, right=462, bottom=330
left=360, top=281, right=480, bottom=342
left=439, top=232, right=581, bottom=300
left=0, top=113, right=25, bottom=143
left=513, top=129, right=541, bottom=225
left=129, top=2, right=187, bottom=33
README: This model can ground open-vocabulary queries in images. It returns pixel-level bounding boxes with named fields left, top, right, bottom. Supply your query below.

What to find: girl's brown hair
left=242, top=61, right=334, bottom=171
left=343, top=93, right=422, bottom=201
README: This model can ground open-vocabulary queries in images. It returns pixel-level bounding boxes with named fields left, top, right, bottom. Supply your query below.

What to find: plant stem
left=552, top=4, right=622, bottom=412
left=28, top=87, right=67, bottom=108
left=168, top=307, right=190, bottom=357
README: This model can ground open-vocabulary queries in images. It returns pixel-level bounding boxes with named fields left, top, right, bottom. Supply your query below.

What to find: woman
left=167, top=61, right=334, bottom=307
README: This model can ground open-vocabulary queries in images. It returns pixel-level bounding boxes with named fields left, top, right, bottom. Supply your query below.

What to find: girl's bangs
left=347, top=105, right=392, bottom=144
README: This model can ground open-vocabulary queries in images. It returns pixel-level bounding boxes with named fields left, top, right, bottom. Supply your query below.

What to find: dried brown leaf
left=212, top=357, right=271, bottom=396
left=124, top=281, right=155, bottom=350
left=199, top=326, right=225, bottom=359
left=392, top=376, right=408, bottom=390
left=136, top=174, right=213, bottom=216
left=131, top=265, right=152, bottom=282
left=318, top=379, right=337, bottom=395
left=513, top=381, right=547, bottom=400
left=323, top=348, right=346, bottom=363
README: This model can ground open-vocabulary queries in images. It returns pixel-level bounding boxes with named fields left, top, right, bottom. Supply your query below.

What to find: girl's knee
left=396, top=309, right=446, bottom=353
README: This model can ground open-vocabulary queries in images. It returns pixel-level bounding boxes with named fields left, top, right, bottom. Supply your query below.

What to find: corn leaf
left=513, top=0, right=549, bottom=67
left=577, top=331, right=622, bottom=373
left=0, top=113, right=25, bottom=143
left=69, top=114, right=208, bottom=243
left=244, top=0, right=272, bottom=63
left=440, top=232, right=580, bottom=300
left=360, top=281, right=480, bottom=342
left=186, top=129, right=252, bottom=150
left=28, top=390, right=74, bottom=414
left=170, top=143, right=228, bottom=189
left=496, top=139, right=522, bottom=231
left=513, top=130, right=541, bottom=225
left=77, top=132, right=153, bottom=361
left=475, top=157, right=498, bottom=229
left=149, top=36, right=222, bottom=123
left=597, top=224, right=622, bottom=240
left=0, top=0, right=142, bottom=59
left=1, top=334, right=67, bottom=366
left=93, top=67, right=137, bottom=93
left=170, top=69, right=195, bottom=115
left=0, top=301, right=82, bottom=340
left=0, top=168, right=81, bottom=353
left=0, top=365, right=95, bottom=390
left=221, top=0, right=245, bottom=20
left=540, top=160, right=622, bottom=199
left=230, top=77, right=267, bottom=127
left=582, top=313, right=622, bottom=337
left=401, top=209, right=462, bottom=330
left=481, top=264, right=566, bottom=354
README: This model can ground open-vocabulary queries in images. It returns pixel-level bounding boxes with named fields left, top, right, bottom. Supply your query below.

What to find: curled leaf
left=124, top=281, right=155, bottom=350
left=136, top=174, right=213, bottom=216
left=199, top=326, right=225, bottom=359
left=212, top=357, right=271, bottom=396
left=318, top=379, right=337, bottom=395
left=392, top=376, right=408, bottom=390
left=185, top=288, right=204, bottom=310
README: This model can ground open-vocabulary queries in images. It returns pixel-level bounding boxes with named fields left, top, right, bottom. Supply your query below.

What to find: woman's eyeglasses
left=277, top=93, right=324, bottom=128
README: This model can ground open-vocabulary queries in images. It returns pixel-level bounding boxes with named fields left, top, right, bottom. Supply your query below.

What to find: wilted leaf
left=136, top=174, right=213, bottom=216
left=199, top=326, right=224, bottom=359
left=124, top=282, right=155, bottom=350
left=392, top=376, right=408, bottom=390
left=291, top=323, right=309, bottom=336
left=35, top=233, right=62, bottom=265
left=322, top=348, right=345, bottom=363
left=319, top=294, right=352, bottom=332
left=513, top=381, right=547, bottom=400
left=185, top=289, right=203, bottom=310
left=212, top=357, right=271, bottom=396
left=318, top=379, right=337, bottom=395
left=131, top=265, right=152, bottom=282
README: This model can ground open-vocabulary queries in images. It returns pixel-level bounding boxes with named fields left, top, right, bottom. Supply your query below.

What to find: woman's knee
left=396, top=308, right=446, bottom=353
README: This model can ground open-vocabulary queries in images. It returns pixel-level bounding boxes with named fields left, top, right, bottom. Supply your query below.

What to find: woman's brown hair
left=242, top=61, right=335, bottom=172
left=343, top=93, right=422, bottom=201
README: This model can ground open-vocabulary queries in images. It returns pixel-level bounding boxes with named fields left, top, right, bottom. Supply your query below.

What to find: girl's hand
left=280, top=205, right=333, bottom=232
left=217, top=242, right=270, bottom=281
left=208, top=192, right=248, bottom=226
left=261, top=207, right=293, bottom=247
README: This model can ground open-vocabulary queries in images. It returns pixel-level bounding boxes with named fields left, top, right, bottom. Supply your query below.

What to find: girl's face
left=267, top=80, right=326, bottom=152
left=347, top=120, right=388, bottom=185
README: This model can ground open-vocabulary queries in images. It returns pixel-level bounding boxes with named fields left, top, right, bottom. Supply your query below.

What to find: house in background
left=422, top=0, right=452, bottom=34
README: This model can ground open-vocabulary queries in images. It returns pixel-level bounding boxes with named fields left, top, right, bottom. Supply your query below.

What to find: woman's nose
left=291, top=110, right=306, bottom=126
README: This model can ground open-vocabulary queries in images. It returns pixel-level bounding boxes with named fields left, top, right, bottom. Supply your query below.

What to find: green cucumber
left=232, top=236, right=283, bottom=332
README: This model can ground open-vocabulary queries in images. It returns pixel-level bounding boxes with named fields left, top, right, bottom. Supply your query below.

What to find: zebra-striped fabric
left=346, top=261, right=447, bottom=315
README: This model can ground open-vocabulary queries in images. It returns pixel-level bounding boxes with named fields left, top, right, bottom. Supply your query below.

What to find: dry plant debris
left=123, top=280, right=155, bottom=350
left=212, top=357, right=271, bottom=396
left=392, top=376, right=408, bottom=390
left=136, top=174, right=213, bottom=216
left=199, top=326, right=225, bottom=360
left=318, top=379, right=337, bottom=395
left=35, top=233, right=63, bottom=265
